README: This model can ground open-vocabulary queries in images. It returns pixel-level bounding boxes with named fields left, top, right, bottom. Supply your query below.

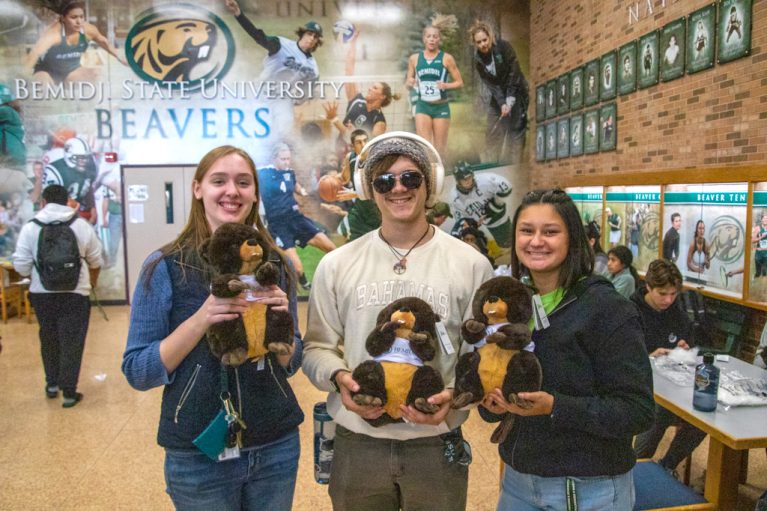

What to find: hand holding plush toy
left=452, top=276, right=542, bottom=443
left=201, top=223, right=294, bottom=366
left=352, top=297, right=445, bottom=427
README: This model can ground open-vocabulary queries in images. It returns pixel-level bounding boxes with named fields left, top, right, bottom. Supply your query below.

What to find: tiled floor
left=0, top=304, right=764, bottom=510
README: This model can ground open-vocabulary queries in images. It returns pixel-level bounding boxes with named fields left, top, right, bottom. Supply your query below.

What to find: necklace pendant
left=393, top=259, right=407, bottom=274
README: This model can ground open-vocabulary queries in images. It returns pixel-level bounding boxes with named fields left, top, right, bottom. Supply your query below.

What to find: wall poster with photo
left=600, top=51, right=617, bottom=101
left=546, top=79, right=557, bottom=119
left=660, top=17, right=686, bottom=82
left=599, top=103, right=617, bottom=152
left=583, top=109, right=600, bottom=154
left=638, top=30, right=660, bottom=89
left=545, top=122, right=557, bottom=160
left=566, top=186, right=604, bottom=227
left=557, top=118, right=570, bottom=159
left=570, top=67, right=584, bottom=111
left=557, top=74, right=570, bottom=115
left=618, top=41, right=637, bottom=95
left=604, top=186, right=661, bottom=273
left=584, top=59, right=600, bottom=106
left=662, top=183, right=748, bottom=298
left=718, top=0, right=752, bottom=64
left=570, top=113, right=584, bottom=157
left=687, top=4, right=717, bottom=74
left=536, top=85, right=546, bottom=122
left=535, top=125, right=545, bottom=161
left=748, top=185, right=767, bottom=304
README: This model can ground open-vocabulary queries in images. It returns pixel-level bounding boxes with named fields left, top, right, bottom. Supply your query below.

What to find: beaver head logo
left=131, top=19, right=216, bottom=82
left=126, top=5, right=234, bottom=90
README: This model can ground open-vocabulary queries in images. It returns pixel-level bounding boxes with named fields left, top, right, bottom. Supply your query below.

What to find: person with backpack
left=12, top=184, right=102, bottom=408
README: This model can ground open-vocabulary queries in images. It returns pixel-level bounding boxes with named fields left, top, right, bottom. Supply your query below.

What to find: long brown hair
left=142, top=146, right=292, bottom=290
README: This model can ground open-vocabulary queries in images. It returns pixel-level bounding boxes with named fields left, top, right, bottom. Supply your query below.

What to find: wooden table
left=652, top=356, right=767, bottom=510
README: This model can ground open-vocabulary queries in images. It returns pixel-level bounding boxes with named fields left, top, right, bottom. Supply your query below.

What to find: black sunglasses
left=372, top=171, right=424, bottom=194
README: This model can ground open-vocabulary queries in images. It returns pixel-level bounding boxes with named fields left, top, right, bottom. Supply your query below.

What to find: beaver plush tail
left=490, top=414, right=515, bottom=444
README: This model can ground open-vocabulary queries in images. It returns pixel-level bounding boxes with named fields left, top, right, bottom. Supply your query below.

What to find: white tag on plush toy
left=532, top=294, right=550, bottom=330
left=239, top=274, right=258, bottom=301
left=256, top=357, right=266, bottom=371
left=435, top=321, right=455, bottom=355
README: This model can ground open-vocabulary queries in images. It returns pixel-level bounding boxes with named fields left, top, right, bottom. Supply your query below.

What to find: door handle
left=164, top=182, right=174, bottom=224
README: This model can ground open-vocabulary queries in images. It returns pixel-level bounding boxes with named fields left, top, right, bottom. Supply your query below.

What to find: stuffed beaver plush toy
left=452, top=276, right=542, bottom=442
left=201, top=223, right=294, bottom=366
left=352, top=297, right=445, bottom=427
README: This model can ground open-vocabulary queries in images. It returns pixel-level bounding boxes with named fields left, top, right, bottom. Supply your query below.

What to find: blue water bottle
left=313, top=402, right=335, bottom=484
left=692, top=352, right=719, bottom=412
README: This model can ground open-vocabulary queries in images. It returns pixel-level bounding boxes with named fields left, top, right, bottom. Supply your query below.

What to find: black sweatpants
left=28, top=292, right=91, bottom=395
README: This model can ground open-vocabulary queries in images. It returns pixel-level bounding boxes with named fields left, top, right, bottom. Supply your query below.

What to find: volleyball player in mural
left=25, top=1, right=126, bottom=84
left=467, top=20, right=529, bottom=165
left=405, top=14, right=464, bottom=159
left=39, top=136, right=98, bottom=225
left=324, top=30, right=400, bottom=141
left=259, top=143, right=336, bottom=290
left=223, top=0, right=323, bottom=139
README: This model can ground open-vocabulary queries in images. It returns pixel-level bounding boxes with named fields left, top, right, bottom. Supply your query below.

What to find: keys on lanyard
left=222, top=396, right=247, bottom=449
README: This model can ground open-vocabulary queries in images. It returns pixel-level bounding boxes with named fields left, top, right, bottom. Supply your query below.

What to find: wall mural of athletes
left=0, top=0, right=531, bottom=301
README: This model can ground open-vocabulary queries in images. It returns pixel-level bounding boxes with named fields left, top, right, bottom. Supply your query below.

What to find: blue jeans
left=164, top=429, right=299, bottom=511
left=498, top=463, right=635, bottom=511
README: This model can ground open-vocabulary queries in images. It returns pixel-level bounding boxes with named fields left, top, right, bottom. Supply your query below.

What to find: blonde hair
left=425, top=13, right=458, bottom=37
left=468, top=20, right=496, bottom=45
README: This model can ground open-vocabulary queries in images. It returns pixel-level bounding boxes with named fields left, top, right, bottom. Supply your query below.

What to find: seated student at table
left=632, top=259, right=707, bottom=476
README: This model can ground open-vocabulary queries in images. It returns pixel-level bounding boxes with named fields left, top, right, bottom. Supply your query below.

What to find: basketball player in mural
left=25, top=1, right=126, bottom=84
left=467, top=20, right=529, bottom=164
left=223, top=0, right=323, bottom=138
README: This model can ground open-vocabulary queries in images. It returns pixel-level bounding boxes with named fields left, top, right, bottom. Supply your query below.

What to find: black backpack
left=31, top=216, right=82, bottom=291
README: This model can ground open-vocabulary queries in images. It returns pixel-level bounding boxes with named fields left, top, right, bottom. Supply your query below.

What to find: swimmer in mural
left=25, top=1, right=127, bottom=84
left=406, top=13, right=464, bottom=159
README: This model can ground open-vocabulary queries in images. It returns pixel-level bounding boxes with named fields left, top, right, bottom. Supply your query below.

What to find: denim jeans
left=164, top=428, right=299, bottom=511
left=498, top=463, right=635, bottom=511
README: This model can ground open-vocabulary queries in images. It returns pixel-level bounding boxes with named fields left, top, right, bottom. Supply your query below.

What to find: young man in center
left=303, top=132, right=494, bottom=511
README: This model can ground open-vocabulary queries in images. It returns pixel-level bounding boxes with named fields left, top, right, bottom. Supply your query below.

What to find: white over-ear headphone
left=353, top=131, right=444, bottom=206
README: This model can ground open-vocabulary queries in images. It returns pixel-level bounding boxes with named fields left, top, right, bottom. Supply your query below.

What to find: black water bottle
left=692, top=352, right=719, bottom=412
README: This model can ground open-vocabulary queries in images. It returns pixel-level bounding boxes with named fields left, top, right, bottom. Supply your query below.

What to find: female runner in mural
left=405, top=14, right=464, bottom=159
left=324, top=30, right=400, bottom=141
left=25, top=1, right=127, bottom=84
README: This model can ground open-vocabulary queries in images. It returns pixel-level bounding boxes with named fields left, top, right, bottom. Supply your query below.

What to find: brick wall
left=529, top=0, right=767, bottom=188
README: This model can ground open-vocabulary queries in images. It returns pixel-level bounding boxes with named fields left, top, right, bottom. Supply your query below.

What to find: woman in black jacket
left=482, top=189, right=654, bottom=510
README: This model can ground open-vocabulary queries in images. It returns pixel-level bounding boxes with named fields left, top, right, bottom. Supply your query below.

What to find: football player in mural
left=324, top=30, right=400, bottom=141
left=259, top=143, right=336, bottom=289
left=468, top=20, right=529, bottom=165
left=223, top=0, right=322, bottom=139
left=449, top=161, right=512, bottom=248
left=406, top=14, right=464, bottom=159
left=25, top=0, right=126, bottom=84
left=40, top=136, right=98, bottom=224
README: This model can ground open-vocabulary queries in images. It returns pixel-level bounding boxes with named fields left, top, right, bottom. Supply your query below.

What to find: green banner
left=663, top=191, right=747, bottom=205
left=753, top=191, right=767, bottom=207
left=568, top=192, right=603, bottom=202
left=605, top=192, right=660, bottom=202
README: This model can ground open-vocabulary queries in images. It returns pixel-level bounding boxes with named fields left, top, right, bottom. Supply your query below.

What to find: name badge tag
left=435, top=321, right=455, bottom=355
left=218, top=445, right=241, bottom=461
left=532, top=294, right=550, bottom=330
left=256, top=357, right=266, bottom=371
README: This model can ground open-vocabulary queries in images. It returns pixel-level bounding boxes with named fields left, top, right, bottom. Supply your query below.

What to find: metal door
left=122, top=165, right=196, bottom=302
